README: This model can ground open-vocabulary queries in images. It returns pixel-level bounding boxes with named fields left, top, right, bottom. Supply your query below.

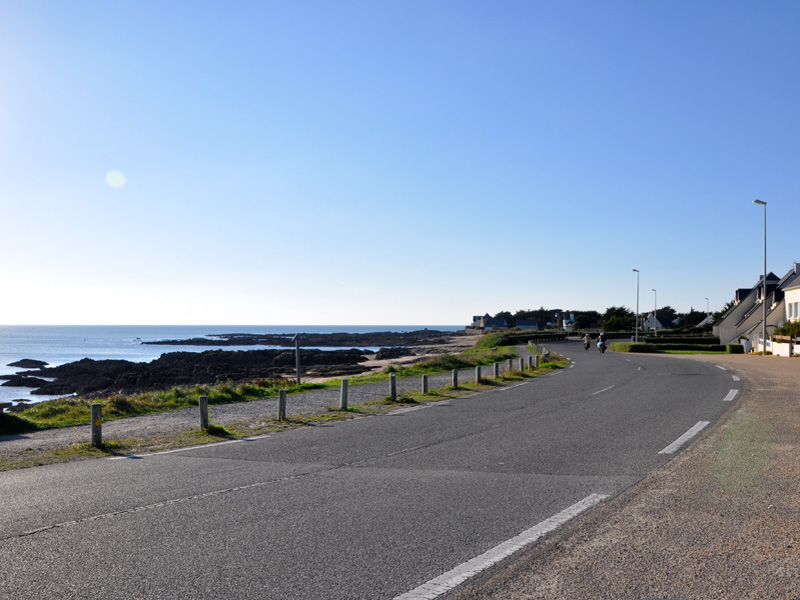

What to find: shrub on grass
left=727, top=343, right=745, bottom=354
left=610, top=342, right=659, bottom=353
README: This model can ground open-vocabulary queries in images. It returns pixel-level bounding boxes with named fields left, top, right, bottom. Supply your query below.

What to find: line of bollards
left=88, top=350, right=547, bottom=447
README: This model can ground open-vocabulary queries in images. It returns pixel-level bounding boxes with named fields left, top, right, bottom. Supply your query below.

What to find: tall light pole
left=633, top=269, right=640, bottom=342
left=705, top=297, right=709, bottom=314
left=754, top=199, right=767, bottom=354
left=652, top=289, right=657, bottom=336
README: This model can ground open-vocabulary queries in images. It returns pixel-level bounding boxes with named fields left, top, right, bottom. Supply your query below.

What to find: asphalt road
left=0, top=342, right=738, bottom=599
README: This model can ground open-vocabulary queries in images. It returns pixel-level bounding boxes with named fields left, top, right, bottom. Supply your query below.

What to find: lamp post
left=633, top=269, right=640, bottom=342
left=754, top=199, right=767, bottom=354
left=652, top=289, right=657, bottom=336
left=292, top=333, right=301, bottom=383
left=705, top=297, right=709, bottom=314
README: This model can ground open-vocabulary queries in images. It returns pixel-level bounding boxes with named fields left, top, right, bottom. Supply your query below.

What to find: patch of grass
left=0, top=413, right=42, bottom=436
left=10, top=379, right=329, bottom=431
left=203, top=424, right=234, bottom=437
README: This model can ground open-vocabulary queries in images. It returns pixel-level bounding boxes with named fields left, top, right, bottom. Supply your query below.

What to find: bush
left=652, top=344, right=727, bottom=352
left=610, top=342, right=659, bottom=353
left=727, top=343, right=745, bottom=354
left=644, top=336, right=720, bottom=345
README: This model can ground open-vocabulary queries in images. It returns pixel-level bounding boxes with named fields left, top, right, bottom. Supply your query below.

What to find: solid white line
left=658, top=421, right=710, bottom=455
left=723, top=389, right=739, bottom=402
left=393, top=493, right=609, bottom=600
left=108, top=435, right=272, bottom=460
left=715, top=365, right=728, bottom=371
left=591, top=385, right=615, bottom=396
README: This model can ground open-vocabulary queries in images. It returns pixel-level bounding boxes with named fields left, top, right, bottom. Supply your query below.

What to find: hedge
left=727, top=343, right=745, bottom=354
left=609, top=342, right=659, bottom=353
left=643, top=336, right=720, bottom=345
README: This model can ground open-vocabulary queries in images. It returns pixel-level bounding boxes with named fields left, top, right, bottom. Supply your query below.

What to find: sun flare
left=106, top=170, right=127, bottom=188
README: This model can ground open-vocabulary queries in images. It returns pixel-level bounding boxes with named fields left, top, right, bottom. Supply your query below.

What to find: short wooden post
left=508, top=358, right=514, bottom=371
left=452, top=369, right=459, bottom=389
left=528, top=356, right=533, bottom=369
left=340, top=379, right=348, bottom=410
left=422, top=374, right=428, bottom=395
left=91, top=403, right=102, bottom=447
left=493, top=362, right=499, bottom=378
left=390, top=372, right=397, bottom=401
left=475, top=366, right=481, bottom=383
left=278, top=389, right=287, bottom=421
left=519, top=358, right=525, bottom=371
left=534, top=355, right=540, bottom=368
left=199, top=396, right=209, bottom=430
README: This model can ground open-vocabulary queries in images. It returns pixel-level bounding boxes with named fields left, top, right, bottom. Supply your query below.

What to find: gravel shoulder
left=446, top=353, right=800, bottom=599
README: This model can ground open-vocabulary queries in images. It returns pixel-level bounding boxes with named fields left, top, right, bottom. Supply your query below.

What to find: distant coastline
left=0, top=326, right=470, bottom=406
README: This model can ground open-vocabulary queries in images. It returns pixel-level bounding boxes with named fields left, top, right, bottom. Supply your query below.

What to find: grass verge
left=0, top=348, right=569, bottom=471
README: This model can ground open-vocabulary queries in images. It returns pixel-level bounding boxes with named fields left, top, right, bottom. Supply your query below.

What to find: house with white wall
left=714, top=263, right=800, bottom=350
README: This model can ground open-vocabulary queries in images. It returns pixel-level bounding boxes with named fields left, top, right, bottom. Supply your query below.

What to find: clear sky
left=1, top=1, right=798, bottom=325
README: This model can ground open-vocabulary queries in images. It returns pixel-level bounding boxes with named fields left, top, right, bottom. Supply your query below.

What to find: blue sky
left=1, top=1, right=798, bottom=325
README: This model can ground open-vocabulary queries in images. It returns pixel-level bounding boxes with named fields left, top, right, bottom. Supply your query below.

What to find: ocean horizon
left=0, top=324, right=464, bottom=405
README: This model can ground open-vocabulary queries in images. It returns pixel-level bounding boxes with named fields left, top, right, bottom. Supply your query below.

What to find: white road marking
left=591, top=385, right=615, bottom=396
left=658, top=421, right=710, bottom=455
left=108, top=435, right=272, bottom=460
left=393, top=494, right=609, bottom=600
left=732, top=375, right=741, bottom=382
left=723, top=389, right=739, bottom=402
left=715, top=365, right=728, bottom=371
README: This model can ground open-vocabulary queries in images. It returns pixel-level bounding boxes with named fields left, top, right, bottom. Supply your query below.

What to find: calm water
left=0, top=325, right=462, bottom=405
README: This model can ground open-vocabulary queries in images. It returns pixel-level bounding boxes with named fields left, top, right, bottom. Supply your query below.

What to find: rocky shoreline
left=143, top=329, right=459, bottom=348
left=1, top=329, right=470, bottom=401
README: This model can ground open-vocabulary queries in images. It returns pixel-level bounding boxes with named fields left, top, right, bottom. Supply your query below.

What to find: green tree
left=493, top=310, right=513, bottom=326
left=603, top=314, right=634, bottom=331
left=657, top=305, right=678, bottom=323
left=677, top=308, right=707, bottom=329
left=602, top=306, right=633, bottom=321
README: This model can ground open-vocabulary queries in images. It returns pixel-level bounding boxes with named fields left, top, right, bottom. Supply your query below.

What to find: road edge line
left=393, top=493, right=609, bottom=600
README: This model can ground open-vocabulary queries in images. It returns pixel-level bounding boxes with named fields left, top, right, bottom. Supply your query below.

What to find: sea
left=0, top=324, right=463, bottom=405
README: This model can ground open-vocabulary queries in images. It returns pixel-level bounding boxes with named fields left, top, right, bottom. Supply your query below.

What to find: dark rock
left=23, top=348, right=368, bottom=397
left=1, top=376, right=51, bottom=388
left=375, top=347, right=413, bottom=360
left=7, top=359, right=48, bottom=369
left=143, top=329, right=458, bottom=348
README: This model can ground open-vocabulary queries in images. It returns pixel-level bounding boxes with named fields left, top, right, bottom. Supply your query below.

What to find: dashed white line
left=591, top=385, right=616, bottom=396
left=732, top=375, right=741, bottom=382
left=393, top=493, right=609, bottom=600
left=723, top=389, right=739, bottom=402
left=659, top=421, right=710, bottom=454
left=715, top=365, right=728, bottom=371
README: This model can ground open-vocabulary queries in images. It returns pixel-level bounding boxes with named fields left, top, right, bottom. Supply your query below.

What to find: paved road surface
left=0, top=341, right=737, bottom=599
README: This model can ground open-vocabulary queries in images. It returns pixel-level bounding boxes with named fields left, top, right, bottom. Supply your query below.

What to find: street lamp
left=633, top=269, right=640, bottom=342
left=754, top=199, right=767, bottom=354
left=292, top=333, right=301, bottom=383
left=705, top=297, right=709, bottom=314
left=652, top=289, right=657, bottom=336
